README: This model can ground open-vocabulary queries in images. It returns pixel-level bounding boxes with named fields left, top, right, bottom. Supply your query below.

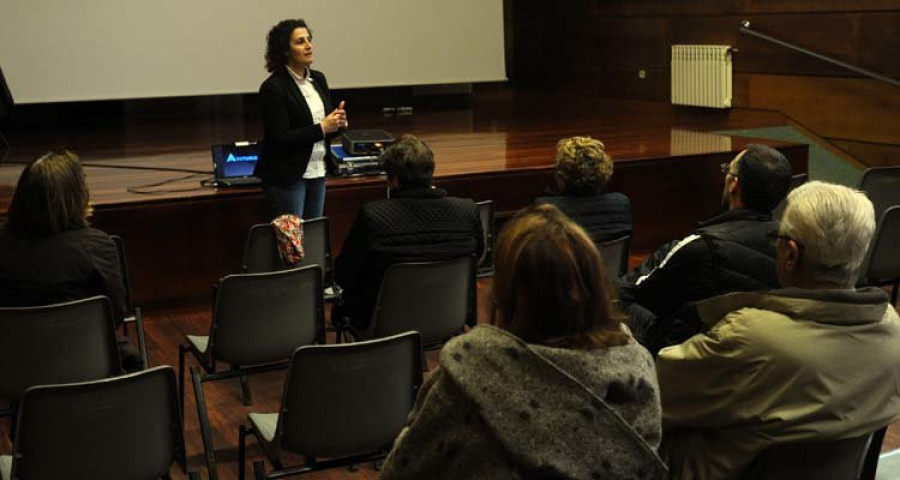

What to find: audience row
left=1, top=137, right=898, bottom=480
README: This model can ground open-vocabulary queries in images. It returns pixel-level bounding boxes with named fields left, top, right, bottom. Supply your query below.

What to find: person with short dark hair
left=332, top=135, right=483, bottom=331
left=535, top=136, right=633, bottom=245
left=617, top=144, right=793, bottom=353
left=381, top=204, right=666, bottom=480
left=0, top=150, right=141, bottom=370
left=657, top=182, right=900, bottom=479
left=254, top=18, right=347, bottom=219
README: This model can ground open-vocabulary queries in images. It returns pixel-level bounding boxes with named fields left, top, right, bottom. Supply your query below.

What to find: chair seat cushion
left=249, top=412, right=279, bottom=443
left=1, top=454, right=11, bottom=480
left=186, top=335, right=209, bottom=354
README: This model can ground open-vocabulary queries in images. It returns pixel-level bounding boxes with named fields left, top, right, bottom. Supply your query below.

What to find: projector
left=341, top=130, right=394, bottom=156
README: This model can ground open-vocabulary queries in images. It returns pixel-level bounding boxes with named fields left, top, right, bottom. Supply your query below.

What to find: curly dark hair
left=264, top=19, right=310, bottom=73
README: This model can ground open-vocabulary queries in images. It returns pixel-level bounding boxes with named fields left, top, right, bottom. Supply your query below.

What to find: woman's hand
left=320, top=100, right=348, bottom=134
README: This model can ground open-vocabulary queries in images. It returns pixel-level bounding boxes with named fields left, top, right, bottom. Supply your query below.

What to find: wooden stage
left=0, top=89, right=807, bottom=306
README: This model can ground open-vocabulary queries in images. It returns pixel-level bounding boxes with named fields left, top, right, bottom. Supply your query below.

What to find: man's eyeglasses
left=768, top=231, right=804, bottom=251
left=720, top=162, right=738, bottom=178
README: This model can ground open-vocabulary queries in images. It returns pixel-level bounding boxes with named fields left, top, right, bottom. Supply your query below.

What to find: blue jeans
left=264, top=177, right=327, bottom=219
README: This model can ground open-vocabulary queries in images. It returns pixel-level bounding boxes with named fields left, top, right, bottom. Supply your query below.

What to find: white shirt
left=286, top=66, right=326, bottom=179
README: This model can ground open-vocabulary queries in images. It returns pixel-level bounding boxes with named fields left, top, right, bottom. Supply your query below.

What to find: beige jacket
left=657, top=287, right=900, bottom=480
left=382, top=325, right=667, bottom=480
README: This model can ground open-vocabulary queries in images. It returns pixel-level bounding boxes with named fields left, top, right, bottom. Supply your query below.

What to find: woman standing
left=381, top=204, right=665, bottom=480
left=255, top=19, right=348, bottom=218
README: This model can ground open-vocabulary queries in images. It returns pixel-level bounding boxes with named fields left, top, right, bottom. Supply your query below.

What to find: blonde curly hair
left=555, top=136, right=613, bottom=195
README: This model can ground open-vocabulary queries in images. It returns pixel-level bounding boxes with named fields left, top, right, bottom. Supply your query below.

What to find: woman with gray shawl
left=382, top=204, right=666, bottom=480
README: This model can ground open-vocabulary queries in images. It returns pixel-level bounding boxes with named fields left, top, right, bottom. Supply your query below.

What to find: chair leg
left=192, top=366, right=219, bottom=480
left=253, top=461, right=267, bottom=480
left=240, top=373, right=253, bottom=406
left=134, top=307, right=149, bottom=369
left=178, top=345, right=186, bottom=419
left=239, top=424, right=252, bottom=480
left=891, top=279, right=898, bottom=306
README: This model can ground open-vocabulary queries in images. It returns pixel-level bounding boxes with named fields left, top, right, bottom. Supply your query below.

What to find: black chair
left=476, top=200, right=495, bottom=277
left=242, top=217, right=342, bottom=301
left=859, top=206, right=900, bottom=305
left=241, top=224, right=286, bottom=274
left=110, top=234, right=149, bottom=369
left=858, top=166, right=900, bottom=223
left=773, top=173, right=809, bottom=220
left=179, top=266, right=325, bottom=480
left=0, top=366, right=198, bottom=480
left=238, top=332, right=423, bottom=480
left=742, top=426, right=886, bottom=480
left=340, top=256, right=477, bottom=349
left=597, top=234, right=631, bottom=277
left=0, top=296, right=121, bottom=427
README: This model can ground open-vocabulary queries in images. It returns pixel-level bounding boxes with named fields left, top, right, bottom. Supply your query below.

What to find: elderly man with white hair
left=656, top=181, right=900, bottom=480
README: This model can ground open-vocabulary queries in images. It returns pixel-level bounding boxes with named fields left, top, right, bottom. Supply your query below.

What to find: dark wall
left=510, top=0, right=900, bottom=166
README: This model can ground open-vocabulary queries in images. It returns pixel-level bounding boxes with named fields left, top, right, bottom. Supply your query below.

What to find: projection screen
left=0, top=0, right=507, bottom=104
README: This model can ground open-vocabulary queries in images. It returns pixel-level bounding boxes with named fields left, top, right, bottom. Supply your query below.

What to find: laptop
left=211, top=142, right=263, bottom=187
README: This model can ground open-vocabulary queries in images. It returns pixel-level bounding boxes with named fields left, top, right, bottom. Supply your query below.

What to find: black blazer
left=255, top=68, right=340, bottom=187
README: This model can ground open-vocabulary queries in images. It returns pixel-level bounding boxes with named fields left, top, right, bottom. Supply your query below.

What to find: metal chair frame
left=242, top=217, right=342, bottom=302
left=110, top=234, right=149, bottom=369
left=476, top=200, right=495, bottom=277
left=0, top=296, right=122, bottom=430
left=237, top=332, right=423, bottom=480
left=0, top=366, right=196, bottom=479
left=178, top=266, right=325, bottom=480
left=597, top=234, right=632, bottom=278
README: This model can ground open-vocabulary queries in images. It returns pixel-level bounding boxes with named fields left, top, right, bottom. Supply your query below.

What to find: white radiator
left=671, top=45, right=733, bottom=108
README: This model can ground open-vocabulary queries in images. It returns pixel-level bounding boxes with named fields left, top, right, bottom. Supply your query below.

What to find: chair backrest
left=742, top=432, right=874, bottom=480
left=476, top=200, right=495, bottom=275
left=243, top=218, right=336, bottom=288
left=0, top=296, right=121, bottom=403
left=858, top=166, right=900, bottom=223
left=773, top=173, right=809, bottom=220
left=277, top=332, right=423, bottom=456
left=293, top=216, right=335, bottom=287
left=109, top=235, right=134, bottom=312
left=597, top=234, right=631, bottom=278
left=242, top=224, right=286, bottom=273
left=9, top=366, right=183, bottom=479
left=860, top=206, right=900, bottom=285
left=211, top=266, right=324, bottom=366
left=372, top=256, right=476, bottom=346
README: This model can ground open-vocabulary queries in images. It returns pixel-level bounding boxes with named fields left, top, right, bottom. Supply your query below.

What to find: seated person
left=332, top=134, right=483, bottom=332
left=0, top=150, right=141, bottom=371
left=535, top=136, right=632, bottom=245
left=657, top=181, right=900, bottom=480
left=617, top=144, right=792, bottom=353
left=381, top=204, right=666, bottom=480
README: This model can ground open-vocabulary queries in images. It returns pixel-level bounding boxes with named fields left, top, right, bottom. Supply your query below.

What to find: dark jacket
left=334, top=187, right=484, bottom=329
left=254, top=68, right=340, bottom=187
left=535, top=191, right=633, bottom=245
left=618, top=208, right=779, bottom=351
left=0, top=225, right=126, bottom=321
left=382, top=325, right=667, bottom=480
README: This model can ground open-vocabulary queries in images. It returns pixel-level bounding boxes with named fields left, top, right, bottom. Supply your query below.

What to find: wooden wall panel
left=738, top=74, right=900, bottom=144
left=831, top=141, right=900, bottom=167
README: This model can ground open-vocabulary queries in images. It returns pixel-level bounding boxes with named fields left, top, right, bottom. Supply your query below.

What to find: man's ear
left=783, top=239, right=801, bottom=273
